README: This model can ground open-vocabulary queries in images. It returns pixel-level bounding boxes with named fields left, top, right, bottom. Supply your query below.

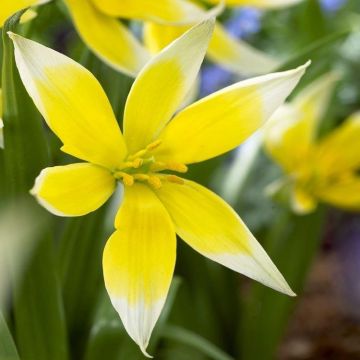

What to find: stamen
left=166, top=175, right=185, bottom=185
left=134, top=174, right=150, bottom=181
left=148, top=175, right=162, bottom=189
left=150, top=161, right=188, bottom=173
left=167, top=162, right=188, bottom=173
left=116, top=172, right=134, bottom=186
left=132, top=158, right=143, bottom=168
left=146, top=139, right=162, bottom=151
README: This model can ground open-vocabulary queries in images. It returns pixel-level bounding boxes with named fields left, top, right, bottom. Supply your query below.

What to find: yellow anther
left=166, top=162, right=188, bottom=173
left=117, top=172, right=134, bottom=186
left=132, top=158, right=143, bottom=168
left=166, top=175, right=184, bottom=185
left=134, top=174, right=150, bottom=181
left=146, top=139, right=162, bottom=151
left=148, top=175, right=162, bottom=189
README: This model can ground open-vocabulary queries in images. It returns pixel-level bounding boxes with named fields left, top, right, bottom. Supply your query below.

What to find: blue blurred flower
left=200, top=66, right=234, bottom=97
left=200, top=7, right=262, bottom=97
left=319, top=0, right=347, bottom=13
left=226, top=7, right=262, bottom=40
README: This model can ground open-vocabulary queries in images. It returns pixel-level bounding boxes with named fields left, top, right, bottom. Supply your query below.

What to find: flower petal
left=206, top=0, right=303, bottom=8
left=123, top=19, right=214, bottom=154
left=316, top=175, right=360, bottom=211
left=0, top=0, right=49, bottom=27
left=265, top=73, right=338, bottom=173
left=144, top=21, right=277, bottom=75
left=315, top=112, right=360, bottom=174
left=207, top=23, right=278, bottom=75
left=31, top=163, right=116, bottom=217
left=91, top=0, right=222, bottom=25
left=64, top=0, right=150, bottom=77
left=153, top=62, right=309, bottom=165
left=155, top=180, right=295, bottom=296
left=9, top=32, right=127, bottom=169
left=290, top=185, right=317, bottom=215
left=104, top=184, right=176, bottom=356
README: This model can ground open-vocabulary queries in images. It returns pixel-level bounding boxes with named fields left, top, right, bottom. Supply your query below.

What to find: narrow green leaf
left=277, top=28, right=351, bottom=72
left=0, top=312, right=20, bottom=360
left=2, top=12, right=68, bottom=360
left=240, top=208, right=326, bottom=360
left=161, top=325, right=235, bottom=360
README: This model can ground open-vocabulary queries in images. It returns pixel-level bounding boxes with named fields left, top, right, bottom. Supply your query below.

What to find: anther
left=166, top=162, right=188, bottom=173
left=134, top=174, right=149, bottom=181
left=148, top=175, right=162, bottom=189
left=117, top=172, right=134, bottom=186
left=132, top=158, right=143, bottom=168
left=146, top=139, right=162, bottom=151
left=166, top=175, right=185, bottom=185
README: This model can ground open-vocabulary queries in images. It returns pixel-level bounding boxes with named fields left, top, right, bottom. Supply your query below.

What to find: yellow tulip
left=9, top=20, right=308, bottom=355
left=265, top=73, right=360, bottom=214
left=0, top=0, right=50, bottom=27
left=1, top=0, right=281, bottom=76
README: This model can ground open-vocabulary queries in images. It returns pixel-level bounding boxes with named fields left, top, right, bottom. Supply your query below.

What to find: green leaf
left=240, top=207, right=326, bottom=360
left=2, top=12, right=68, bottom=360
left=59, top=206, right=110, bottom=359
left=0, top=312, right=20, bottom=360
left=161, top=325, right=235, bottom=360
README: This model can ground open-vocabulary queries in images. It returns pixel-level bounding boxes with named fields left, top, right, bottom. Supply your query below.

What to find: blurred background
left=1, top=0, right=360, bottom=359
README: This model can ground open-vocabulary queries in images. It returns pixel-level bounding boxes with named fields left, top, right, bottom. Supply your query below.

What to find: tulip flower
left=0, top=0, right=50, bottom=27
left=264, top=73, right=360, bottom=214
left=9, top=20, right=308, bottom=355
left=1, top=0, right=281, bottom=76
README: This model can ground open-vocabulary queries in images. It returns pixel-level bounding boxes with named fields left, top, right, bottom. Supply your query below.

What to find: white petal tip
left=139, top=344, right=153, bottom=358
left=7, top=31, right=16, bottom=40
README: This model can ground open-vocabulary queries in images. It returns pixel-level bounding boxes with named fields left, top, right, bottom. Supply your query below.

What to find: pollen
left=148, top=175, right=162, bottom=189
left=166, top=175, right=185, bottom=185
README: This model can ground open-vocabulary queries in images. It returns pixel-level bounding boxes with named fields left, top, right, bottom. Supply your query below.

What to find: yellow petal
left=64, top=0, right=150, bottom=77
left=206, top=0, right=303, bottom=8
left=153, top=62, right=309, bottom=165
left=144, top=21, right=277, bottom=75
left=290, top=185, right=317, bottom=215
left=31, top=163, right=116, bottom=217
left=155, top=180, right=295, bottom=296
left=207, top=23, right=278, bottom=75
left=0, top=0, right=49, bottom=27
left=143, top=22, right=186, bottom=54
left=91, top=0, right=222, bottom=24
left=9, top=32, right=127, bottom=170
left=315, top=112, right=360, bottom=174
left=316, top=175, right=360, bottom=211
left=124, top=19, right=214, bottom=154
left=265, top=73, right=338, bottom=173
left=104, top=184, right=176, bottom=356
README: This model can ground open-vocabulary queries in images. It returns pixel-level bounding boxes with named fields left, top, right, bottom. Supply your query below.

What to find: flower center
left=112, top=140, right=187, bottom=189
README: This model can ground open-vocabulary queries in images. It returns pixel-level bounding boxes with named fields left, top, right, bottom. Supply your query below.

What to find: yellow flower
left=265, top=73, right=360, bottom=214
left=0, top=0, right=50, bottom=27
left=9, top=20, right=308, bottom=355
left=1, top=0, right=280, bottom=76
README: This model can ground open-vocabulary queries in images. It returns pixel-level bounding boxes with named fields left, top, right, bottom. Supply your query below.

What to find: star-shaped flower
left=9, top=20, right=308, bottom=355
